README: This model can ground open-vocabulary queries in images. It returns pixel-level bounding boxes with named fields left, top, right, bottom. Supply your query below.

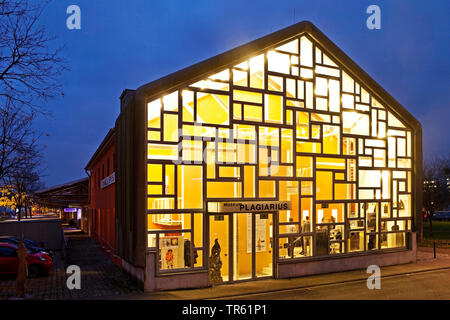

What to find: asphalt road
left=217, top=268, right=450, bottom=300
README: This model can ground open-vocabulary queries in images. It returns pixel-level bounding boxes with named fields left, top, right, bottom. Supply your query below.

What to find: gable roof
left=134, top=21, right=420, bottom=132
left=35, top=177, right=89, bottom=208
left=85, top=128, right=115, bottom=171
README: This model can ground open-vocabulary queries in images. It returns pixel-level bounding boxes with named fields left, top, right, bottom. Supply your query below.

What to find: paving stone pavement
left=0, top=233, right=141, bottom=300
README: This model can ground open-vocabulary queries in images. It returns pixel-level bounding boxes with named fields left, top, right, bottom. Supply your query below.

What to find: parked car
left=432, top=211, right=450, bottom=221
left=0, top=243, right=52, bottom=277
left=0, top=236, right=53, bottom=258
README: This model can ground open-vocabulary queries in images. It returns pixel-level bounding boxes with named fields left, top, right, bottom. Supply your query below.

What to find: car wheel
left=28, top=265, right=42, bottom=278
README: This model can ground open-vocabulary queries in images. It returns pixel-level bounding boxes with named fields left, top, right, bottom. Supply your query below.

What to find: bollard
left=433, top=242, right=436, bottom=259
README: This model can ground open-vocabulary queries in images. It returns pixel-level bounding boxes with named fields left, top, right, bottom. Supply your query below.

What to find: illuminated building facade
left=114, top=22, right=422, bottom=291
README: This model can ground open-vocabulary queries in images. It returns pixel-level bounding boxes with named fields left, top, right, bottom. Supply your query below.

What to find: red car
left=0, top=243, right=53, bottom=277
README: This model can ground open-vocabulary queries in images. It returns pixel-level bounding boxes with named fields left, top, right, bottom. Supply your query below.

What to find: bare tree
left=0, top=0, right=65, bottom=215
left=423, top=155, right=450, bottom=236
left=0, top=0, right=66, bottom=113
left=0, top=101, right=38, bottom=181
left=3, top=143, right=42, bottom=221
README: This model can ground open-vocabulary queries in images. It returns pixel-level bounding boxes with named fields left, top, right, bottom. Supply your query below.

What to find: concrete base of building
left=278, top=232, right=416, bottom=278
left=278, top=249, right=416, bottom=279
left=144, top=251, right=209, bottom=292
left=122, top=258, right=145, bottom=290
left=141, top=233, right=416, bottom=292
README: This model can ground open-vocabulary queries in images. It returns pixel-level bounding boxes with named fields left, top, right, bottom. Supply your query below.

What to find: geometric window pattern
left=146, top=33, right=413, bottom=266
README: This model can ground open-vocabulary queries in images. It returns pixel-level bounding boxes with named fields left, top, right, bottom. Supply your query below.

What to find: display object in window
left=184, top=239, right=198, bottom=267
left=316, top=230, right=328, bottom=256
left=209, top=238, right=223, bottom=284
left=349, top=232, right=360, bottom=251
left=368, top=235, right=376, bottom=250
left=159, top=236, right=183, bottom=270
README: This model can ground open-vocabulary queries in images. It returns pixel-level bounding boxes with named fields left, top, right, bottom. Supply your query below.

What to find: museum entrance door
left=209, top=212, right=274, bottom=284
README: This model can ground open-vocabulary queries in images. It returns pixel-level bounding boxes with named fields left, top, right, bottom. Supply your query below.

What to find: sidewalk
left=105, top=247, right=450, bottom=300
left=0, top=230, right=141, bottom=300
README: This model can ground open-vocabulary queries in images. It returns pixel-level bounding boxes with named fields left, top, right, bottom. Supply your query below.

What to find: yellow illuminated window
left=244, top=166, right=256, bottom=198
left=165, top=165, right=175, bottom=195
left=343, top=111, right=369, bottom=136
left=334, top=183, right=355, bottom=200
left=163, top=91, right=178, bottom=112
left=286, top=109, right=293, bottom=125
left=268, top=75, right=283, bottom=92
left=233, top=103, right=242, bottom=120
left=197, top=93, right=229, bottom=125
left=316, top=157, right=345, bottom=170
left=268, top=51, right=290, bottom=74
left=148, top=130, right=160, bottom=141
left=301, top=181, right=313, bottom=196
left=207, top=181, right=241, bottom=198
left=182, top=140, right=203, bottom=162
left=244, top=104, right=262, bottom=122
left=148, top=99, right=161, bottom=128
left=148, top=184, right=163, bottom=195
left=219, top=166, right=240, bottom=178
left=163, top=114, right=178, bottom=142
left=323, top=125, right=340, bottom=154
left=316, top=171, right=333, bottom=200
left=329, top=80, right=340, bottom=112
left=178, top=165, right=202, bottom=209
left=259, top=127, right=279, bottom=146
left=148, top=164, right=162, bottom=182
left=233, top=90, right=262, bottom=104
left=300, top=36, right=313, bottom=67
left=281, top=129, right=293, bottom=163
left=342, top=71, right=354, bottom=93
left=296, top=141, right=321, bottom=153
left=296, top=156, right=313, bottom=177
left=259, top=180, right=275, bottom=198
left=147, top=198, right=174, bottom=210
left=233, top=69, right=248, bottom=86
left=315, top=77, right=328, bottom=96
left=148, top=144, right=178, bottom=160
left=276, top=39, right=298, bottom=53
left=264, top=94, right=283, bottom=124
left=296, top=111, right=309, bottom=139
left=335, top=172, right=345, bottom=180
left=250, top=54, right=265, bottom=89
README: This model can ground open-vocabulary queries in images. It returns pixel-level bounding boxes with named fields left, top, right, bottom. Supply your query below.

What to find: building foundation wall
left=144, top=251, right=209, bottom=292
left=121, top=257, right=145, bottom=290
left=278, top=232, right=416, bottom=278
left=143, top=233, right=416, bottom=292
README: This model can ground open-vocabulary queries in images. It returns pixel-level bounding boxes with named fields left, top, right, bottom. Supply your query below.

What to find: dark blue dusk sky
left=36, top=0, right=449, bottom=187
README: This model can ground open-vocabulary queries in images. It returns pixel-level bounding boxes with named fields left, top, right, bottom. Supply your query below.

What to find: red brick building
left=85, top=128, right=117, bottom=261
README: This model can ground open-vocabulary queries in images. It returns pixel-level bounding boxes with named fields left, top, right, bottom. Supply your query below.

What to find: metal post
left=433, top=242, right=436, bottom=259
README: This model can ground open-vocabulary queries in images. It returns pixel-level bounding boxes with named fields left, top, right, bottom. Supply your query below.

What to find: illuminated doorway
left=209, top=212, right=274, bottom=284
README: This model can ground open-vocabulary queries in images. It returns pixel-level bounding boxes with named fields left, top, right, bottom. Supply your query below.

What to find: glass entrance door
left=233, top=213, right=252, bottom=281
left=209, top=212, right=273, bottom=284
left=254, top=213, right=273, bottom=278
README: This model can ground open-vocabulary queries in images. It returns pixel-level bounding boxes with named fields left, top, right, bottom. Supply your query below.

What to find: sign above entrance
left=217, top=201, right=291, bottom=213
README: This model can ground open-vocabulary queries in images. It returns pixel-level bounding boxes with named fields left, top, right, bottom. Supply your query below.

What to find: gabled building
left=105, top=21, right=422, bottom=291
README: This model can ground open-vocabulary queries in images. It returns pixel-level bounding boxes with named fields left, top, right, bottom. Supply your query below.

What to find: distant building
left=88, top=21, right=423, bottom=291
